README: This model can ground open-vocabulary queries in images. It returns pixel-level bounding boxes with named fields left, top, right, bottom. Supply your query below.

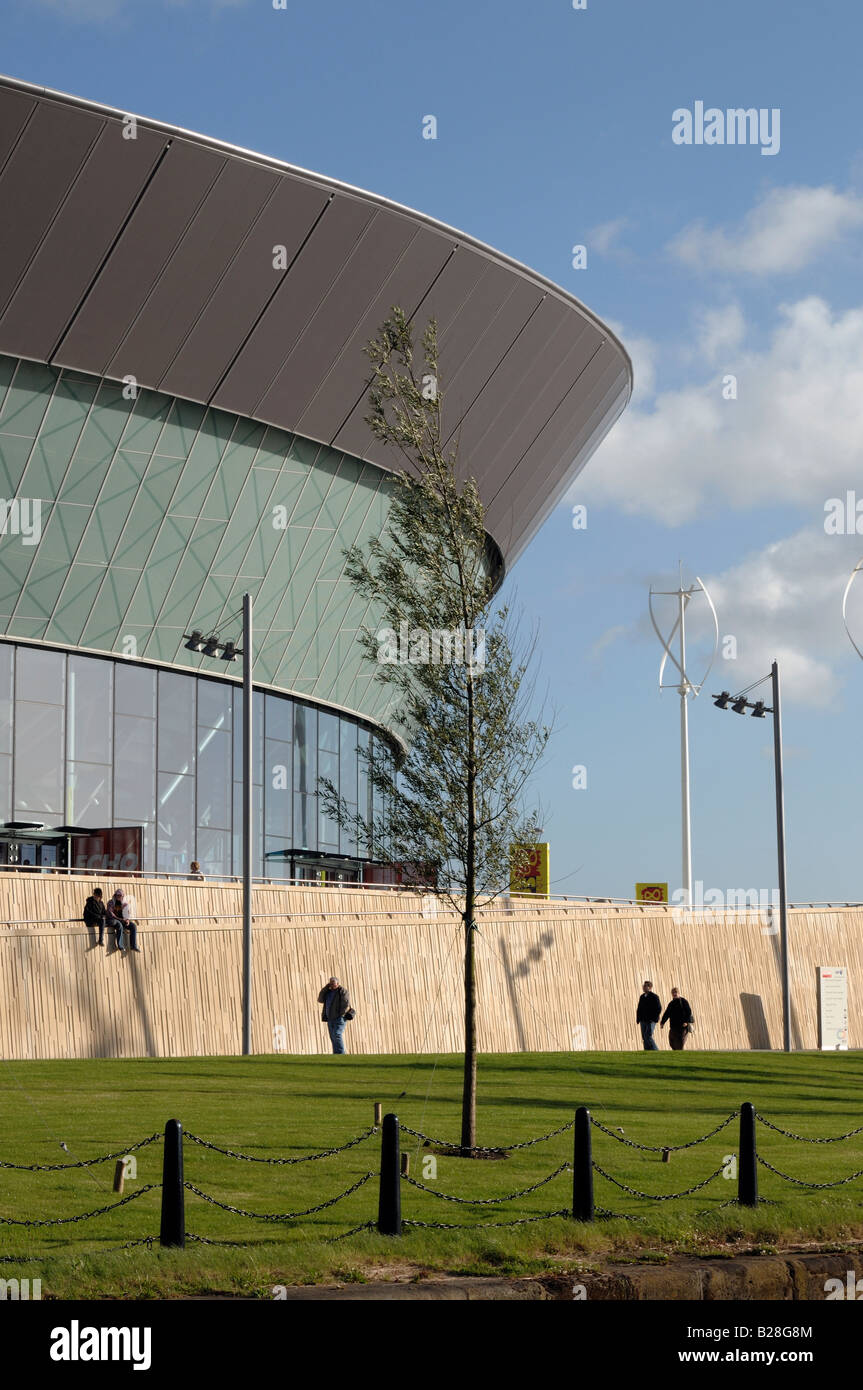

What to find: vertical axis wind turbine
left=649, top=566, right=719, bottom=909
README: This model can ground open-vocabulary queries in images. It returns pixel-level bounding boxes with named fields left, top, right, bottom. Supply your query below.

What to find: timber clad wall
left=0, top=875, right=859, bottom=1058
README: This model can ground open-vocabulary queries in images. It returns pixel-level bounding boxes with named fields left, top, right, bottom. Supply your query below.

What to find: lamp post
left=185, top=593, right=253, bottom=1056
left=241, top=593, right=252, bottom=1057
left=713, top=660, right=790, bottom=1053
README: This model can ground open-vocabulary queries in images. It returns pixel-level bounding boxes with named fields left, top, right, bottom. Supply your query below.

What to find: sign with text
left=635, top=882, right=668, bottom=903
left=817, top=966, right=848, bottom=1050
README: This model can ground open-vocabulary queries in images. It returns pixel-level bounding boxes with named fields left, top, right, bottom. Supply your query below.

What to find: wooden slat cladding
left=0, top=875, right=858, bottom=1058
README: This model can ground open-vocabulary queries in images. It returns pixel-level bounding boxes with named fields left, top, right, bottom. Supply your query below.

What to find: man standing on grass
left=661, top=987, right=694, bottom=1050
left=636, top=980, right=662, bottom=1050
left=317, top=976, right=352, bottom=1054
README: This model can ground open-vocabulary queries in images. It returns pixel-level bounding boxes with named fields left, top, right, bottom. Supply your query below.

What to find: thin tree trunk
left=461, top=648, right=478, bottom=1152
left=461, top=910, right=477, bottom=1152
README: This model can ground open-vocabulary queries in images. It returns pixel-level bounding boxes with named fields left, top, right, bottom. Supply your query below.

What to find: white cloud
left=689, top=528, right=863, bottom=707
left=591, top=624, right=627, bottom=659
left=581, top=296, right=863, bottom=523
left=668, top=185, right=863, bottom=275
left=694, top=303, right=745, bottom=365
left=589, top=217, right=629, bottom=257
left=604, top=318, right=657, bottom=404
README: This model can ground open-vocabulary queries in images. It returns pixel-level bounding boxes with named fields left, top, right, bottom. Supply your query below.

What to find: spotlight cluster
left=183, top=630, right=242, bottom=662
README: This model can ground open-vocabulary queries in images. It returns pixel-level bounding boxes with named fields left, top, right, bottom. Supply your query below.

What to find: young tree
left=322, top=308, right=549, bottom=1152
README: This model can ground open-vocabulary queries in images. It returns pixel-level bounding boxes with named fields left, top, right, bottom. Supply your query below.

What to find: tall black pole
left=159, top=1119, right=185, bottom=1247
left=377, top=1114, right=402, bottom=1235
left=572, top=1107, right=594, bottom=1222
left=771, top=660, right=790, bottom=1054
left=242, top=592, right=253, bottom=1056
left=738, top=1102, right=758, bottom=1207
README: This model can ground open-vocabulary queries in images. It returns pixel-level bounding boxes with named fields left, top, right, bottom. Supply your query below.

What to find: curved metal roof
left=0, top=74, right=631, bottom=569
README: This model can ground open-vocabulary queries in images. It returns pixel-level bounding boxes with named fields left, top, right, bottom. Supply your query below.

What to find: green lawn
left=1, top=1051, right=862, bottom=1297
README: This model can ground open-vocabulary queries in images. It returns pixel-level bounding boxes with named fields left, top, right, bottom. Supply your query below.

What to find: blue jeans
left=117, top=921, right=138, bottom=951
left=327, top=1017, right=346, bottom=1054
left=640, top=1020, right=658, bottom=1050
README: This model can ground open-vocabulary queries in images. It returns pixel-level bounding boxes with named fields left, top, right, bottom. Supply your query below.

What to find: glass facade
left=0, top=353, right=396, bottom=730
left=0, top=641, right=381, bottom=877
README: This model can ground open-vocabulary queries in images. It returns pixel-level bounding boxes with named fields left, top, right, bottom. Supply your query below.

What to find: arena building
left=0, top=75, right=631, bottom=883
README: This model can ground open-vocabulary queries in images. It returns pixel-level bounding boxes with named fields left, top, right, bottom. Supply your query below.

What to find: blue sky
left=5, top=0, right=863, bottom=901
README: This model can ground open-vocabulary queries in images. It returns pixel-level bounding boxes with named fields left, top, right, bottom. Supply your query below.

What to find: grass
left=1, top=1051, right=863, bottom=1298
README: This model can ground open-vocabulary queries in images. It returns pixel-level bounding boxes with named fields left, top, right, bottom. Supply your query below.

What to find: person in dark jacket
left=317, top=976, right=352, bottom=1054
left=661, top=988, right=693, bottom=1050
left=636, top=980, right=662, bottom=1050
left=83, top=888, right=107, bottom=946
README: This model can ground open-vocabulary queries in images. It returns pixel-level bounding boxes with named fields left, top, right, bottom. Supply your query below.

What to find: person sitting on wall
left=111, top=889, right=141, bottom=953
left=104, top=894, right=124, bottom=950
left=83, top=887, right=107, bottom=947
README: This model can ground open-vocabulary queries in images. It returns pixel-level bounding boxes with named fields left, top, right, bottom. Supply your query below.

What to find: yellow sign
left=510, top=843, right=550, bottom=897
left=635, top=882, right=668, bottom=903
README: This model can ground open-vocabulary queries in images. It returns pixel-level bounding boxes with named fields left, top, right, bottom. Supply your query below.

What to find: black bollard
left=738, top=1101, right=758, bottom=1207
left=377, top=1113, right=402, bottom=1236
left=572, top=1107, right=594, bottom=1222
left=159, top=1118, right=185, bottom=1248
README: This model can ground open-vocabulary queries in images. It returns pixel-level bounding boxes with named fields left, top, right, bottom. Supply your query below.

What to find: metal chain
left=592, top=1161, right=726, bottom=1200
left=0, top=1132, right=161, bottom=1172
left=0, top=1184, right=160, bottom=1227
left=185, top=1232, right=250, bottom=1248
left=103, top=1235, right=157, bottom=1252
left=755, top=1112, right=863, bottom=1144
left=326, top=1221, right=377, bottom=1243
left=595, top=1203, right=642, bottom=1221
left=401, top=1162, right=571, bottom=1206
left=589, top=1112, right=738, bottom=1153
left=397, top=1119, right=574, bottom=1153
left=183, top=1171, right=374, bottom=1221
left=693, top=1196, right=744, bottom=1216
left=182, top=1126, right=378, bottom=1165
left=756, top=1155, right=863, bottom=1189
left=493, top=1120, right=575, bottom=1151
left=402, top=1208, right=572, bottom=1230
